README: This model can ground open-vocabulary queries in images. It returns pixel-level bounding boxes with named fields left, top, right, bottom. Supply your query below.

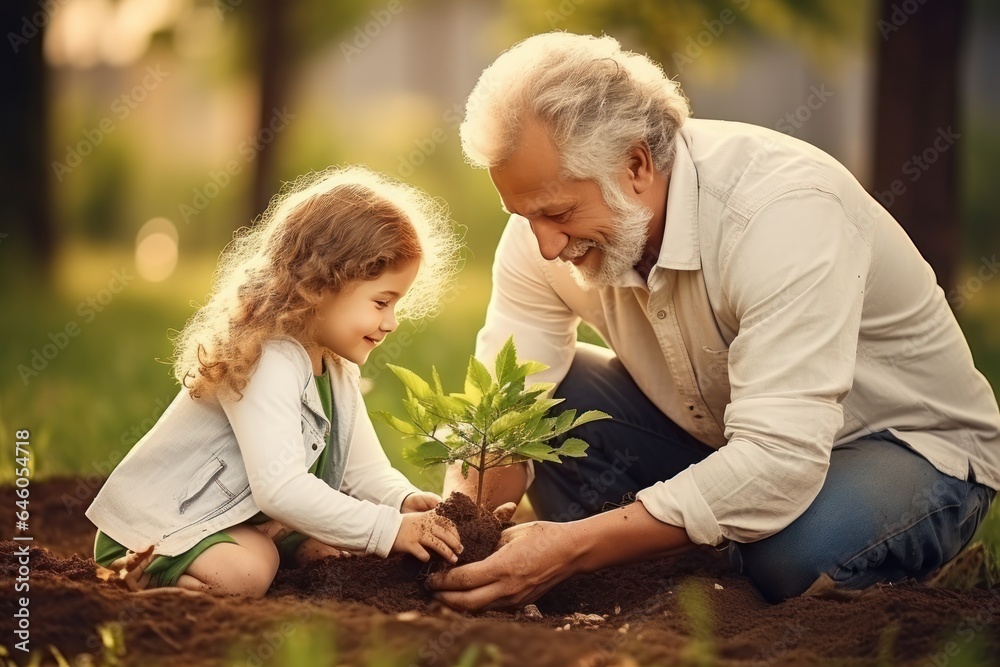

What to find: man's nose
left=529, top=219, right=569, bottom=261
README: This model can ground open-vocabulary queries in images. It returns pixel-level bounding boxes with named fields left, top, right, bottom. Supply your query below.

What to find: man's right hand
left=391, top=511, right=463, bottom=563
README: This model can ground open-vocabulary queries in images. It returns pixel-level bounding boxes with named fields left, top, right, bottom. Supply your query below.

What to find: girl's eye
left=375, top=300, right=389, bottom=309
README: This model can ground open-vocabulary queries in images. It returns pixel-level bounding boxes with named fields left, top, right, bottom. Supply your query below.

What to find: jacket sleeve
left=339, top=389, right=422, bottom=511
left=219, top=343, right=402, bottom=557
left=635, top=191, right=871, bottom=545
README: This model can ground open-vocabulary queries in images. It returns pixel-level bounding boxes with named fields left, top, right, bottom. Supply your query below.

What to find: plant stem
left=476, top=435, right=487, bottom=507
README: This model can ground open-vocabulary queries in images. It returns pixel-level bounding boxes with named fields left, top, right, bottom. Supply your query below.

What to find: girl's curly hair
left=172, top=165, right=461, bottom=400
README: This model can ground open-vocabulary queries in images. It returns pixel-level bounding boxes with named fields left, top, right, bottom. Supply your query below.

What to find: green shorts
left=93, top=514, right=310, bottom=589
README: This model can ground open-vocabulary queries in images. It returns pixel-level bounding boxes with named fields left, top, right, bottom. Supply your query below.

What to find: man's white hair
left=460, top=32, right=691, bottom=210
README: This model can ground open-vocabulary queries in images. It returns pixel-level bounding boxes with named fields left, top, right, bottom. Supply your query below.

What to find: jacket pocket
left=173, top=456, right=231, bottom=515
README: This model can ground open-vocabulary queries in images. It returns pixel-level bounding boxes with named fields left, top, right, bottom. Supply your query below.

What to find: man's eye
left=550, top=210, right=572, bottom=223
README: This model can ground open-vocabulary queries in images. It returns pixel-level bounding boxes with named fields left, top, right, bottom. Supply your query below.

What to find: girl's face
left=312, top=259, right=420, bottom=365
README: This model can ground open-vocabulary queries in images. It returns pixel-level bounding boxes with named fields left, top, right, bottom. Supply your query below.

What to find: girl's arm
left=220, top=342, right=402, bottom=557
left=339, top=390, right=422, bottom=511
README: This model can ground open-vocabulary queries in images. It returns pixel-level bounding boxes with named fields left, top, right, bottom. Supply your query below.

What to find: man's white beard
left=565, top=197, right=651, bottom=289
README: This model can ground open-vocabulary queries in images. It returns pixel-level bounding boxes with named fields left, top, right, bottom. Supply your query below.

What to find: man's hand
left=425, top=513, right=579, bottom=611
left=401, top=491, right=442, bottom=513
left=426, top=499, right=695, bottom=611
left=392, top=511, right=463, bottom=563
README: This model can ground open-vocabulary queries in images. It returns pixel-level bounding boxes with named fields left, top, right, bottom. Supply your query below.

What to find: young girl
left=86, top=166, right=464, bottom=598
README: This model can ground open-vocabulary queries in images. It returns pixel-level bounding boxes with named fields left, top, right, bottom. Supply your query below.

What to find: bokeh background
left=2, top=0, right=998, bottom=545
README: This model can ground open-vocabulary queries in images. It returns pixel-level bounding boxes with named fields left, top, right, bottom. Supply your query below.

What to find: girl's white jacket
left=85, top=338, right=421, bottom=558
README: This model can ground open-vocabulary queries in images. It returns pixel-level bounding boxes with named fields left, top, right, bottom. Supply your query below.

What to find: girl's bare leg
left=292, top=537, right=358, bottom=565
left=173, top=524, right=280, bottom=598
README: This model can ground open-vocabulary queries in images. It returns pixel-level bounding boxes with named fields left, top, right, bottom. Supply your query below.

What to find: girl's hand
left=392, top=511, right=463, bottom=563
left=108, top=546, right=156, bottom=591
left=401, top=491, right=442, bottom=513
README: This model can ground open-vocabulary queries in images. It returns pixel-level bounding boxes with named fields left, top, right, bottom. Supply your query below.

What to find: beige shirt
left=475, top=118, right=1000, bottom=547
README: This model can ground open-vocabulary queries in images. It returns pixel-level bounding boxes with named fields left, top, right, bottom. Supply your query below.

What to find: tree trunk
left=1, top=0, right=55, bottom=274
left=249, top=0, right=291, bottom=223
left=872, top=0, right=966, bottom=296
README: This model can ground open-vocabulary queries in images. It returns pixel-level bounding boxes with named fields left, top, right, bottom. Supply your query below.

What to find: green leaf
left=461, top=460, right=470, bottom=477
left=514, top=442, right=562, bottom=463
left=572, top=410, right=612, bottom=428
left=532, top=397, right=564, bottom=413
left=370, top=410, right=423, bottom=436
left=465, top=356, right=493, bottom=396
left=517, top=360, right=548, bottom=378
left=526, top=381, right=556, bottom=396
left=554, top=437, right=589, bottom=458
left=402, top=440, right=452, bottom=467
left=495, top=336, right=518, bottom=386
left=387, top=364, right=432, bottom=399
left=488, top=409, right=536, bottom=438
left=427, top=394, right=468, bottom=420
left=551, top=410, right=576, bottom=435
left=431, top=366, right=444, bottom=396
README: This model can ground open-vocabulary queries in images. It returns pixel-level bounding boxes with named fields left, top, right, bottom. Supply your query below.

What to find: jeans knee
left=729, top=540, right=828, bottom=603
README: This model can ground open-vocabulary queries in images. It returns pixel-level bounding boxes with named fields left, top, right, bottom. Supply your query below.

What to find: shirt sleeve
left=635, top=191, right=872, bottom=546
left=219, top=344, right=403, bottom=557
left=475, top=215, right=581, bottom=488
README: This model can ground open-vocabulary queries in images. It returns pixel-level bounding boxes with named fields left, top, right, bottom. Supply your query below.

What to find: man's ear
left=625, top=142, right=656, bottom=195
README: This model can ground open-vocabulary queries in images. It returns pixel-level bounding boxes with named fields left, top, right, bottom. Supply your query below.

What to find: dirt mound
left=1, top=478, right=998, bottom=666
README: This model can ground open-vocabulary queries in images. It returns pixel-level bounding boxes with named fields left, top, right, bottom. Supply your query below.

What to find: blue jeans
left=528, top=344, right=996, bottom=603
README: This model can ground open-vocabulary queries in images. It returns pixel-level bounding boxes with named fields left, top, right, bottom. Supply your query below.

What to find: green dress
left=93, top=366, right=335, bottom=588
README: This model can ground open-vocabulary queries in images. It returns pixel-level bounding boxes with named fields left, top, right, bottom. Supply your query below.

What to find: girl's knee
left=186, top=527, right=280, bottom=598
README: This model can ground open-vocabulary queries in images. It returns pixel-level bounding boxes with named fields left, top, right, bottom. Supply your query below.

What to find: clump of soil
left=432, top=491, right=505, bottom=565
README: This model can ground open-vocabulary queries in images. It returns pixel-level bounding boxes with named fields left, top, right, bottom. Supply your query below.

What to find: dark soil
left=2, top=477, right=999, bottom=666
left=432, top=491, right=505, bottom=565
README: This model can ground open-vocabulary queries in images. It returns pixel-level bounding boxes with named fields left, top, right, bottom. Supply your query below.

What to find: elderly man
left=427, top=32, right=1000, bottom=610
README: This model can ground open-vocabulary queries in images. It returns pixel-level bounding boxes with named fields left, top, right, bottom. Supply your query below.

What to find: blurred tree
left=222, top=0, right=390, bottom=223
left=872, top=0, right=965, bottom=294
left=1, top=0, right=54, bottom=275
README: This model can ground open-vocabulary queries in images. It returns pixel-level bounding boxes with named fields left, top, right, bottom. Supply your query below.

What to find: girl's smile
left=309, top=259, right=420, bottom=370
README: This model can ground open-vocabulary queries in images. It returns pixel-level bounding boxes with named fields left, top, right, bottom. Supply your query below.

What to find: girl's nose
left=381, top=311, right=398, bottom=332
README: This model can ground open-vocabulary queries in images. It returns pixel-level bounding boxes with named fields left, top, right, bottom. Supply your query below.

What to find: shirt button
left=656, top=310, right=666, bottom=320
left=312, top=443, right=318, bottom=450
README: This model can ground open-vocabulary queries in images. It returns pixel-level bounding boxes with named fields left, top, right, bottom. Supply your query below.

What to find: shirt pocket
left=300, top=412, right=327, bottom=454
left=172, top=455, right=236, bottom=515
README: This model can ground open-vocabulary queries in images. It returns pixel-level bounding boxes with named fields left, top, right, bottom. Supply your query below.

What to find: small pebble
left=395, top=611, right=421, bottom=621
left=614, top=605, right=621, bottom=615
left=523, top=604, right=543, bottom=620
left=618, top=623, right=630, bottom=634
left=563, top=623, right=571, bottom=631
left=714, top=583, right=724, bottom=590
